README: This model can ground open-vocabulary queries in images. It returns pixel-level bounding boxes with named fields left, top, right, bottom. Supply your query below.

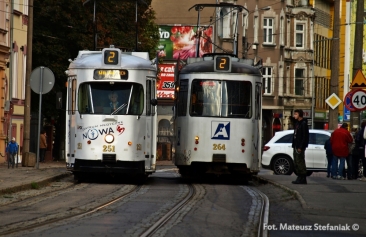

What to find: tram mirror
left=56, top=92, right=63, bottom=110
left=150, top=99, right=158, bottom=106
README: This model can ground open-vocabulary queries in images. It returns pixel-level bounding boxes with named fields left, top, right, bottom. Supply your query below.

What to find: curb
left=0, top=172, right=72, bottom=196
left=253, top=175, right=308, bottom=209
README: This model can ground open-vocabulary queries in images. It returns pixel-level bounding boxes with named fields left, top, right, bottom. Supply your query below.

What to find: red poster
left=157, top=64, right=175, bottom=99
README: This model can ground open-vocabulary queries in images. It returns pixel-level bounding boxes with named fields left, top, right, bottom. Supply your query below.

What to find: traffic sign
left=344, top=90, right=359, bottom=112
left=30, top=66, right=55, bottom=94
left=350, top=69, right=366, bottom=89
left=350, top=89, right=366, bottom=110
left=325, top=93, right=342, bottom=110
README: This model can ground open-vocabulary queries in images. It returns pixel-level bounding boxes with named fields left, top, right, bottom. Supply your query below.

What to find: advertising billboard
left=157, top=64, right=175, bottom=98
left=158, top=25, right=213, bottom=60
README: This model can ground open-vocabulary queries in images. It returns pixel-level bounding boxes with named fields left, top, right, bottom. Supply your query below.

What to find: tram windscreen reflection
left=190, top=80, right=252, bottom=118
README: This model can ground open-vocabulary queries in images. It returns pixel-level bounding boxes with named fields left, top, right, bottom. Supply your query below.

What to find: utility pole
left=329, top=0, right=340, bottom=130
left=23, top=0, right=33, bottom=165
left=350, top=0, right=364, bottom=128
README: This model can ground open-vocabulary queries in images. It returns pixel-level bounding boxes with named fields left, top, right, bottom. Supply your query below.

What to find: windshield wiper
left=111, top=103, right=127, bottom=115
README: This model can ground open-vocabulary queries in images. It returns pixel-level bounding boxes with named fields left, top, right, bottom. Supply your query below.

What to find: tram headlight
left=105, top=134, right=114, bottom=143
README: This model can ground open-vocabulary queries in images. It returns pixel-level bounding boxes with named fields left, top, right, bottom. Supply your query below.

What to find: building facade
left=3, top=0, right=28, bottom=162
left=152, top=0, right=337, bottom=144
left=0, top=1, right=10, bottom=163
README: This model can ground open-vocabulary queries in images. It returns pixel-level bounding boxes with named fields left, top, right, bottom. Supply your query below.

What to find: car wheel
left=272, top=156, right=293, bottom=175
left=306, top=171, right=313, bottom=176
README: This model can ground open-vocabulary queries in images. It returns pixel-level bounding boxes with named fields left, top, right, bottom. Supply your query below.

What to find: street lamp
left=311, top=37, right=339, bottom=129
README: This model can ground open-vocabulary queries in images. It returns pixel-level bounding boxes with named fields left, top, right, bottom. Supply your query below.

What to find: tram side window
left=178, top=80, right=188, bottom=116
left=71, top=78, right=77, bottom=115
left=127, top=84, right=144, bottom=115
left=78, top=83, right=93, bottom=114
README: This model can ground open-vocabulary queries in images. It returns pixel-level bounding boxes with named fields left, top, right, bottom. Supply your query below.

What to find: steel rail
left=140, top=184, right=196, bottom=237
left=255, top=188, right=269, bottom=237
left=0, top=185, right=142, bottom=236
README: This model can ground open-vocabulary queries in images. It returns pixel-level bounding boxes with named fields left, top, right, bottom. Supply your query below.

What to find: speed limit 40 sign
left=350, top=89, right=366, bottom=111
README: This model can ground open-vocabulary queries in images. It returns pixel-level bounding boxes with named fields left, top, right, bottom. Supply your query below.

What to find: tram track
left=140, top=183, right=196, bottom=237
left=0, top=184, right=141, bottom=236
left=241, top=186, right=270, bottom=237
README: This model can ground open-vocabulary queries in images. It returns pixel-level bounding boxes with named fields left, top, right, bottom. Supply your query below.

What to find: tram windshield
left=78, top=82, right=144, bottom=115
left=190, top=80, right=252, bottom=118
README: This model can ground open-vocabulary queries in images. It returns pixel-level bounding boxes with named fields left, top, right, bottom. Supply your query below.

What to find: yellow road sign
left=350, top=69, right=366, bottom=89
left=325, top=93, right=342, bottom=110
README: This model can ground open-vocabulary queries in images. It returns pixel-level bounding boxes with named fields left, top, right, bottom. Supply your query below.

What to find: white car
left=261, top=129, right=332, bottom=176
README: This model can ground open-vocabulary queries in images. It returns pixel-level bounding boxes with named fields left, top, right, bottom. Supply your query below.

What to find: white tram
left=65, top=46, right=158, bottom=180
left=174, top=54, right=262, bottom=178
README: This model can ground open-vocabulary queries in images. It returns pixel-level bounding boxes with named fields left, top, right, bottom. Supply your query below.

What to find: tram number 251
left=103, top=145, right=115, bottom=152
left=213, top=144, right=226, bottom=150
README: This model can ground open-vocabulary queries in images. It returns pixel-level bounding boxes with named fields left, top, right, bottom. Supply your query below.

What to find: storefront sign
left=157, top=64, right=175, bottom=99
left=158, top=25, right=213, bottom=60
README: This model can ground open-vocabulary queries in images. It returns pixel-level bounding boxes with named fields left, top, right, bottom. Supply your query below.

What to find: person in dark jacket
left=358, top=121, right=366, bottom=181
left=353, top=121, right=366, bottom=180
left=331, top=123, right=353, bottom=180
left=291, top=109, right=309, bottom=184
left=324, top=135, right=333, bottom=178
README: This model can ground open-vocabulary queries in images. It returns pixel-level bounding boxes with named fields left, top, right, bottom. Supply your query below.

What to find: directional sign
left=351, top=89, right=366, bottom=111
left=344, top=90, right=359, bottom=112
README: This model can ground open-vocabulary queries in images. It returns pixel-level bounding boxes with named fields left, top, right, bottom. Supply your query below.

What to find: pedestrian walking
left=324, top=135, right=333, bottom=178
left=291, top=109, right=309, bottom=184
left=331, top=123, right=353, bottom=180
left=6, top=137, right=18, bottom=168
left=39, top=130, right=47, bottom=162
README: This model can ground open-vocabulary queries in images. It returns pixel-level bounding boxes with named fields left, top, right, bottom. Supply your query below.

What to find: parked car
left=261, top=129, right=332, bottom=176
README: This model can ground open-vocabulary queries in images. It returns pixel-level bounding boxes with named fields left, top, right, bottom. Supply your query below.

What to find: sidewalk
left=0, top=160, right=70, bottom=195
left=0, top=160, right=174, bottom=195
left=256, top=170, right=366, bottom=218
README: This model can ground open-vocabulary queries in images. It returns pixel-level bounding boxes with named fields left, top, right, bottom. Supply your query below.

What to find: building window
left=262, top=67, right=272, bottom=94
left=263, top=18, right=274, bottom=44
left=254, top=15, right=259, bottom=43
left=280, top=16, right=284, bottom=46
left=219, top=8, right=231, bottom=39
left=295, top=69, right=304, bottom=96
left=296, top=24, right=304, bottom=48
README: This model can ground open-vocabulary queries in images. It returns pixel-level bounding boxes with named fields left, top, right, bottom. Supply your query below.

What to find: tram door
left=67, top=77, right=77, bottom=162
left=252, top=83, right=262, bottom=171
left=145, top=78, right=156, bottom=170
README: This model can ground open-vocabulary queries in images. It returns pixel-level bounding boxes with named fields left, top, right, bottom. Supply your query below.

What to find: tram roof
left=180, top=59, right=262, bottom=76
left=69, top=51, right=156, bottom=71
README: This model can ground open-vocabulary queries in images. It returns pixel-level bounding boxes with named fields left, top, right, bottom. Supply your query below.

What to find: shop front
left=156, top=63, right=175, bottom=160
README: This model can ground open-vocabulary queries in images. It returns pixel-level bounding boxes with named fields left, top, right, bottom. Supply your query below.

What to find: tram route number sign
left=350, top=89, right=366, bottom=111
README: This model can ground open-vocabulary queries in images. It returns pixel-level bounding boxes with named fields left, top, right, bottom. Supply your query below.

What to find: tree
left=32, top=0, right=159, bottom=121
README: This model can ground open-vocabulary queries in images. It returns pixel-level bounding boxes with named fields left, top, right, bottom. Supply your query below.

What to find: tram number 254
left=213, top=144, right=226, bottom=150
left=103, top=145, right=115, bottom=152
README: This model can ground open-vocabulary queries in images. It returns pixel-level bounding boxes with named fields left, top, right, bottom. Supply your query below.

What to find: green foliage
left=31, top=182, right=39, bottom=189
left=32, top=0, right=160, bottom=121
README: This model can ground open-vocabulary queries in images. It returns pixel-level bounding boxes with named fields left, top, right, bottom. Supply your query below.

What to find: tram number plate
left=103, top=145, right=115, bottom=152
left=213, top=144, right=226, bottom=150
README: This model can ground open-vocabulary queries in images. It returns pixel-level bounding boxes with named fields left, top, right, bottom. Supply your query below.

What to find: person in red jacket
left=330, top=123, right=353, bottom=179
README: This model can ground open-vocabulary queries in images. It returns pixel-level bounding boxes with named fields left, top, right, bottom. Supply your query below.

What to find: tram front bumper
left=70, top=159, right=145, bottom=174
